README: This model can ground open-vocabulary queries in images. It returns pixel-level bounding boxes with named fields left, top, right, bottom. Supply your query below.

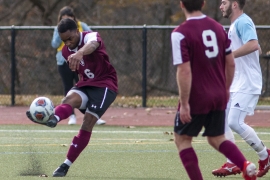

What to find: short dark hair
left=181, top=0, right=204, bottom=12
left=231, top=0, right=245, bottom=10
left=58, top=6, right=77, bottom=22
left=57, top=18, right=77, bottom=33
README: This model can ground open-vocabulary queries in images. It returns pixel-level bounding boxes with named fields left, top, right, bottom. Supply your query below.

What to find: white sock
left=64, top=159, right=72, bottom=166
left=54, top=115, right=60, bottom=122
left=257, top=146, right=268, bottom=160
left=240, top=126, right=265, bottom=153
left=225, top=128, right=235, bottom=143
left=225, top=129, right=235, bottom=164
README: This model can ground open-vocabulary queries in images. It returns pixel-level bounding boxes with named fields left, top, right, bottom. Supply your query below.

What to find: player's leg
left=204, top=110, right=256, bottom=179
left=174, top=133, right=203, bottom=180
left=224, top=97, right=236, bottom=144
left=52, top=90, right=82, bottom=123
left=174, top=112, right=204, bottom=180
left=53, top=87, right=117, bottom=177
left=208, top=135, right=257, bottom=180
left=52, top=113, right=94, bottom=177
left=212, top=96, right=241, bottom=176
left=228, top=93, right=270, bottom=177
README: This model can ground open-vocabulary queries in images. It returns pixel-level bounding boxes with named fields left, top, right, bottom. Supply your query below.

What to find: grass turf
left=0, top=125, right=269, bottom=179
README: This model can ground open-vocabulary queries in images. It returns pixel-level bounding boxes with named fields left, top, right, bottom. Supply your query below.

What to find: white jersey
left=228, top=13, right=262, bottom=94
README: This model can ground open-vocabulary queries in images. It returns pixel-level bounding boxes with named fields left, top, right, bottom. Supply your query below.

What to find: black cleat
left=52, top=163, right=70, bottom=177
left=46, top=114, right=58, bottom=128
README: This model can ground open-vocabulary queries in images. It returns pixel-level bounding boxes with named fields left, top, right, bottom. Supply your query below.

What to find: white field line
left=0, top=147, right=257, bottom=155
left=0, top=130, right=168, bottom=133
left=0, top=130, right=269, bottom=135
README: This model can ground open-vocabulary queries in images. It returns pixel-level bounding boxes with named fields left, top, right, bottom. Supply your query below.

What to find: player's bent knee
left=62, top=93, right=82, bottom=107
left=228, top=119, right=246, bottom=134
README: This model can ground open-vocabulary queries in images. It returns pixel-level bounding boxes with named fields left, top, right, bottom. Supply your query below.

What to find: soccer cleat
left=212, top=162, right=241, bottom=177
left=46, top=114, right=58, bottom=128
left=242, top=161, right=257, bottom=180
left=257, top=149, right=270, bottom=177
left=52, top=163, right=70, bottom=177
left=96, top=119, right=106, bottom=125
left=68, top=114, right=77, bottom=125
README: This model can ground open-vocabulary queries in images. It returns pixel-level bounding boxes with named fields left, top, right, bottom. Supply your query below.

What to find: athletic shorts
left=68, top=86, right=117, bottom=119
left=174, top=110, right=225, bottom=137
left=228, top=92, right=259, bottom=115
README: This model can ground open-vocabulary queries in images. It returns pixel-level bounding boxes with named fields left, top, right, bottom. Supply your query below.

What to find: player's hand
left=68, top=51, right=83, bottom=71
left=179, top=104, right=191, bottom=124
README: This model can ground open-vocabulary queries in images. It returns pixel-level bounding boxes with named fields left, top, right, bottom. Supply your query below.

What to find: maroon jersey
left=171, top=15, right=232, bottom=114
left=62, top=31, right=118, bottom=92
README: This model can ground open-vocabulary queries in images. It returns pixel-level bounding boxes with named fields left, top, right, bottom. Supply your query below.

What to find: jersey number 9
left=202, top=30, right=218, bottom=58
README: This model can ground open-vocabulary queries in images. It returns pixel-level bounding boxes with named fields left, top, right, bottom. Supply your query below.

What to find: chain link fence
left=1, top=26, right=270, bottom=107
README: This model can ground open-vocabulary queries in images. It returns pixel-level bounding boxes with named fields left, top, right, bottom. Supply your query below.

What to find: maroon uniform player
left=62, top=31, right=117, bottom=93
left=26, top=18, right=117, bottom=177
left=171, top=0, right=256, bottom=180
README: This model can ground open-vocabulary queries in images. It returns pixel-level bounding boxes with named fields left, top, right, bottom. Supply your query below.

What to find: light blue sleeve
left=51, top=26, right=62, bottom=49
left=80, top=21, right=91, bottom=31
left=235, top=15, right=258, bottom=44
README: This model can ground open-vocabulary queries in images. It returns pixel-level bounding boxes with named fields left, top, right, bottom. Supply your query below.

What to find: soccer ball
left=29, top=97, right=54, bottom=123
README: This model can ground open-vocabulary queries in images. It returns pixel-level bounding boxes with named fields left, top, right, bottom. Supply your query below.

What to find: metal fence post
left=142, top=24, right=147, bottom=107
left=11, top=25, right=16, bottom=106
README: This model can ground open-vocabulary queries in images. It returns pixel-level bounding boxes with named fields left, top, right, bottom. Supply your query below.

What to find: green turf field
left=0, top=125, right=269, bottom=180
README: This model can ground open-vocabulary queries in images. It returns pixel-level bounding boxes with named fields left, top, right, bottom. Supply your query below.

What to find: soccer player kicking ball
left=171, top=0, right=257, bottom=179
left=26, top=18, right=118, bottom=177
left=212, top=0, right=270, bottom=178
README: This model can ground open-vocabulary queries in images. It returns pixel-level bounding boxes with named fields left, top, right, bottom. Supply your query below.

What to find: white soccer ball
left=29, top=97, right=55, bottom=123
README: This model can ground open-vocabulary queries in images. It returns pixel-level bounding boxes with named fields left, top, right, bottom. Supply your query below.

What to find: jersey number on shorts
left=202, top=30, right=218, bottom=58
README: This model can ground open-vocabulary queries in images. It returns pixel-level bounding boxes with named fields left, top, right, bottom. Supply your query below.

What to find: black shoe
left=46, top=114, right=58, bottom=128
left=52, top=163, right=70, bottom=177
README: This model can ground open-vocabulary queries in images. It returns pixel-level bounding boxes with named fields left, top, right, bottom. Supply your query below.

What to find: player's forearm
left=233, top=40, right=259, bottom=58
left=176, top=64, right=191, bottom=105
left=77, top=41, right=100, bottom=55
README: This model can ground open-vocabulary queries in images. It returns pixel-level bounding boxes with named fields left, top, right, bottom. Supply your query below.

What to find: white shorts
left=227, top=92, right=259, bottom=116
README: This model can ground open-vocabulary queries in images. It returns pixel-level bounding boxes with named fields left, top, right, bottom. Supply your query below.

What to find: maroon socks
left=218, top=140, right=246, bottom=170
left=180, top=147, right=203, bottom=180
left=179, top=140, right=246, bottom=179
left=55, top=104, right=73, bottom=121
left=67, top=129, right=92, bottom=163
